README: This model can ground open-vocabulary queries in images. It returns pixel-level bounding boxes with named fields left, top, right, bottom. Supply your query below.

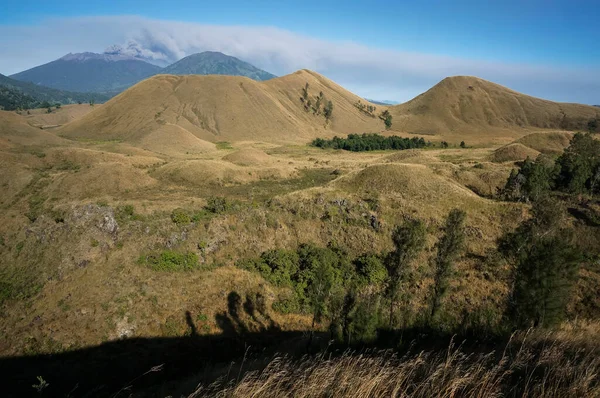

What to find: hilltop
left=57, top=70, right=385, bottom=145
left=389, top=76, right=599, bottom=141
left=162, top=51, right=276, bottom=81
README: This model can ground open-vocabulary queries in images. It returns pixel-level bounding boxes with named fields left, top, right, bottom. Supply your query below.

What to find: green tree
left=556, top=133, right=600, bottom=195
left=588, top=118, right=598, bottom=133
left=385, top=219, right=427, bottom=327
left=500, top=198, right=581, bottom=328
left=302, top=82, right=309, bottom=101
left=384, top=114, right=393, bottom=129
left=502, top=156, right=557, bottom=202
left=440, top=141, right=449, bottom=148
left=460, top=141, right=466, bottom=148
left=323, top=100, right=334, bottom=120
left=430, top=209, right=466, bottom=320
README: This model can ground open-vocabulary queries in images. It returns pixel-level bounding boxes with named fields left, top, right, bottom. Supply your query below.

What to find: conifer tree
left=430, top=209, right=466, bottom=320
left=385, top=219, right=427, bottom=327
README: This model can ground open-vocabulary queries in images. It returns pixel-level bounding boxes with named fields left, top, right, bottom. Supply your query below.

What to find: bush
left=205, top=197, right=232, bottom=214
left=116, top=204, right=140, bottom=222
left=171, top=208, right=191, bottom=225
left=139, top=250, right=199, bottom=272
left=354, top=254, right=387, bottom=286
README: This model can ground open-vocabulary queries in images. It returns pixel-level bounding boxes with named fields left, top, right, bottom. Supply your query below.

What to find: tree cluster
left=502, top=133, right=600, bottom=200
left=311, top=133, right=428, bottom=152
left=239, top=209, right=467, bottom=344
left=300, top=82, right=333, bottom=121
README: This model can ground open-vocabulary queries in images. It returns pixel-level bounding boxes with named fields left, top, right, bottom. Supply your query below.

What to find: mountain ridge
left=10, top=51, right=277, bottom=94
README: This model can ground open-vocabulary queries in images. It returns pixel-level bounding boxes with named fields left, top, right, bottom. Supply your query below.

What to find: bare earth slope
left=57, top=70, right=385, bottom=144
left=389, top=76, right=598, bottom=140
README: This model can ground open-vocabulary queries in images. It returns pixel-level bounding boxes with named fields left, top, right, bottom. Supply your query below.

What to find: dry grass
left=491, top=143, right=541, bottom=163
left=515, top=131, right=574, bottom=155
left=56, top=71, right=385, bottom=145
left=190, top=329, right=600, bottom=398
left=388, top=76, right=597, bottom=146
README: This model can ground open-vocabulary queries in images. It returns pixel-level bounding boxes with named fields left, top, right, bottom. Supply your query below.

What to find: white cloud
left=0, top=15, right=598, bottom=104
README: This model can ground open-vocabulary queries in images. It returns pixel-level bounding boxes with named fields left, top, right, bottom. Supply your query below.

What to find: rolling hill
left=389, top=76, right=599, bottom=137
left=10, top=52, right=162, bottom=93
left=0, top=73, right=111, bottom=110
left=161, top=51, right=276, bottom=81
left=57, top=70, right=385, bottom=145
left=58, top=71, right=600, bottom=148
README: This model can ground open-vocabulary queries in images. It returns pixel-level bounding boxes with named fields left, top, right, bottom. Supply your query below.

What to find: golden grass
left=23, top=104, right=94, bottom=129
left=515, top=131, right=574, bottom=155
left=190, top=328, right=600, bottom=398
left=491, top=143, right=541, bottom=163
left=56, top=71, right=385, bottom=145
left=388, top=76, right=597, bottom=146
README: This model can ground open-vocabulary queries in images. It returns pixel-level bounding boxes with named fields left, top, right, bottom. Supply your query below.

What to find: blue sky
left=1, top=0, right=599, bottom=103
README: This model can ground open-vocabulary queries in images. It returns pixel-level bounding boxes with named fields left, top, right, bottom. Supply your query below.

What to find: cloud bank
left=0, top=16, right=598, bottom=104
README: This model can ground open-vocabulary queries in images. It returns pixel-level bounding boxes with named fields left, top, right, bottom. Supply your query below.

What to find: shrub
left=171, top=208, right=191, bottom=225
left=139, top=250, right=199, bottom=271
left=116, top=204, right=139, bottom=222
left=354, top=254, right=387, bottom=286
left=205, top=196, right=232, bottom=214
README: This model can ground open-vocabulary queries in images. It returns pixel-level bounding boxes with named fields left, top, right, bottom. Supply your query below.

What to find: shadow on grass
left=1, top=291, right=327, bottom=397
left=3, top=290, right=514, bottom=397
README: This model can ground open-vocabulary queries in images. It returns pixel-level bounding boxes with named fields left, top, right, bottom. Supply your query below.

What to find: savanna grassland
left=1, top=71, right=599, bottom=397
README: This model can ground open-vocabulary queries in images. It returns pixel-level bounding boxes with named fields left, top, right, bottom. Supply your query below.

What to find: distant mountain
left=161, top=51, right=276, bottom=81
left=10, top=52, right=161, bottom=93
left=365, top=98, right=399, bottom=106
left=594, top=105, right=600, bottom=108
left=0, top=73, right=110, bottom=111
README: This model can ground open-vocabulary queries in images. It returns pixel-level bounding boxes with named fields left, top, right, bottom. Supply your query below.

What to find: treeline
left=311, top=133, right=428, bottom=152
left=238, top=196, right=584, bottom=344
left=501, top=132, right=600, bottom=201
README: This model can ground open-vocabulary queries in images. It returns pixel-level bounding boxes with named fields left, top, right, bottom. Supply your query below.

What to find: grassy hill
left=162, top=51, right=276, bottom=81
left=389, top=76, right=599, bottom=142
left=57, top=70, right=385, bottom=145
left=0, top=73, right=111, bottom=110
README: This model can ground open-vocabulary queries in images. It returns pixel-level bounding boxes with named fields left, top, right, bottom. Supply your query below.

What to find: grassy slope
left=57, top=70, right=386, bottom=145
left=389, top=76, right=599, bottom=143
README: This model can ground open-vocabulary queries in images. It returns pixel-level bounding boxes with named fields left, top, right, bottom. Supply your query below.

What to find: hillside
left=10, top=52, right=162, bottom=92
left=57, top=70, right=386, bottom=145
left=0, top=73, right=111, bottom=110
left=162, top=51, right=276, bottom=81
left=389, top=76, right=599, bottom=139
